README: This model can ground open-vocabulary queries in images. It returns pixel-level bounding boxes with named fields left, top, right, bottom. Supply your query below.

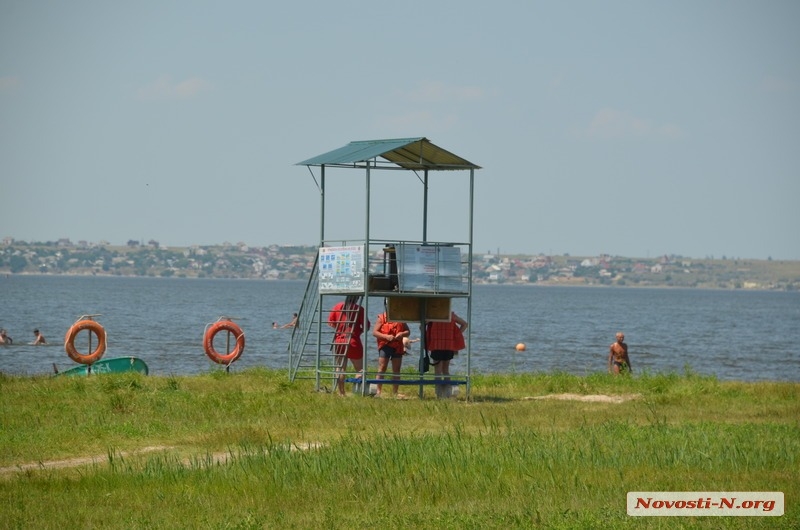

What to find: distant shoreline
left=2, top=242, right=799, bottom=291
left=3, top=271, right=797, bottom=293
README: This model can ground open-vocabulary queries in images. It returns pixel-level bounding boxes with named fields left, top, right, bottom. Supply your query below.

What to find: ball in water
left=515, top=343, right=526, bottom=352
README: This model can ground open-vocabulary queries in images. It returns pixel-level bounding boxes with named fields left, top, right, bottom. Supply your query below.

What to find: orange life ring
left=203, top=321, right=245, bottom=365
left=64, top=320, right=107, bottom=365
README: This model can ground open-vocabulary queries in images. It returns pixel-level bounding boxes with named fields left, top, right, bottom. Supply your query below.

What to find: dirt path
left=0, top=442, right=324, bottom=476
left=523, top=393, right=642, bottom=403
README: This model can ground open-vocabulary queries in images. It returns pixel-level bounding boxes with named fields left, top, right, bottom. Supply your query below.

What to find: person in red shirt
left=372, top=310, right=410, bottom=398
left=328, top=296, right=370, bottom=396
left=426, top=312, right=468, bottom=398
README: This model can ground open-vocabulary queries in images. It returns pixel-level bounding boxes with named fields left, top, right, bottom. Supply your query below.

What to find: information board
left=397, top=244, right=467, bottom=293
left=318, top=245, right=365, bottom=293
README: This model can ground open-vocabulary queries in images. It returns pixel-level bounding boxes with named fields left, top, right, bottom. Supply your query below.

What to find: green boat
left=55, top=357, right=149, bottom=376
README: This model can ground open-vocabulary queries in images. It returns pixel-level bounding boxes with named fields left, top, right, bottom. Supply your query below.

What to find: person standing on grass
left=426, top=312, right=468, bottom=398
left=373, top=308, right=410, bottom=399
left=328, top=296, right=370, bottom=396
left=608, top=332, right=632, bottom=375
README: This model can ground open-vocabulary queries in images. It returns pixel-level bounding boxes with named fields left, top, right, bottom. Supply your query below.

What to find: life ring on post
left=64, top=319, right=107, bottom=365
left=203, top=320, right=245, bottom=365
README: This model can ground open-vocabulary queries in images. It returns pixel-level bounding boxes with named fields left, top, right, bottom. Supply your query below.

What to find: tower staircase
left=288, top=255, right=363, bottom=390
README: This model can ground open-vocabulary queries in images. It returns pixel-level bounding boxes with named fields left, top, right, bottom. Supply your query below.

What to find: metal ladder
left=288, top=255, right=363, bottom=390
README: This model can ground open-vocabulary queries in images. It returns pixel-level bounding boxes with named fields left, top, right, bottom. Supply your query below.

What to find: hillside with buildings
left=2, top=238, right=799, bottom=291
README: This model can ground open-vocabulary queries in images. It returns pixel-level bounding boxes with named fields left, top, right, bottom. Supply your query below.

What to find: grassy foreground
left=0, top=369, right=797, bottom=529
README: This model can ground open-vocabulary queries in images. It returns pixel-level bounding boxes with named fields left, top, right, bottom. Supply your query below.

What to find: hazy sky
left=2, top=1, right=798, bottom=260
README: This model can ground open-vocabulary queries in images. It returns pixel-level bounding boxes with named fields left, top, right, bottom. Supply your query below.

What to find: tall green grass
left=1, top=368, right=797, bottom=528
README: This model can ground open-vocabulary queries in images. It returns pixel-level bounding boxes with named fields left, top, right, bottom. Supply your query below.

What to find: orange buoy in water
left=515, top=343, right=526, bottom=352
left=203, top=319, right=245, bottom=365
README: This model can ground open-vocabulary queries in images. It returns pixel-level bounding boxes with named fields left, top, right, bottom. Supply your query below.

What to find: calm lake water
left=2, top=275, right=799, bottom=381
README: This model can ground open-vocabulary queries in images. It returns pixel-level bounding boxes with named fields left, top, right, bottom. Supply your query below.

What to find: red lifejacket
left=426, top=312, right=466, bottom=352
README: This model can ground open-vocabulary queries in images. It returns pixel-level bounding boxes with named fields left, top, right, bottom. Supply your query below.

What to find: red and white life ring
left=64, top=320, right=107, bottom=365
left=203, top=320, right=245, bottom=365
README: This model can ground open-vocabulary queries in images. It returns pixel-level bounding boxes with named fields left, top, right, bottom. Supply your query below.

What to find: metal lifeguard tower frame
left=288, top=137, right=480, bottom=398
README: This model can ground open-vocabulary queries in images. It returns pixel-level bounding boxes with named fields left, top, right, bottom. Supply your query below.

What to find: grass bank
left=1, top=369, right=797, bottom=528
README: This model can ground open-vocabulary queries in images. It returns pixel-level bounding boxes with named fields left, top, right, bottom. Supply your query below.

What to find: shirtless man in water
left=33, top=329, right=47, bottom=345
left=608, top=332, right=632, bottom=374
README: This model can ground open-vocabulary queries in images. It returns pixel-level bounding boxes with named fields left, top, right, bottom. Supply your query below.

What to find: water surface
left=2, top=276, right=798, bottom=381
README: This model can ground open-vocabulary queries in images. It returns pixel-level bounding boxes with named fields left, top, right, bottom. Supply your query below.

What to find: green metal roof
left=297, top=137, right=480, bottom=171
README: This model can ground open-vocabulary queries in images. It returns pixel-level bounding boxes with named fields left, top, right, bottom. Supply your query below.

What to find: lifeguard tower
left=288, top=137, right=480, bottom=398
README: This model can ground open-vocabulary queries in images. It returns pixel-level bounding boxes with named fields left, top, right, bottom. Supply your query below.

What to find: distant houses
left=0, top=238, right=797, bottom=290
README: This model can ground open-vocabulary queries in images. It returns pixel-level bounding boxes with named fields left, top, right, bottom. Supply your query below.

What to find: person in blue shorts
left=372, top=310, right=410, bottom=398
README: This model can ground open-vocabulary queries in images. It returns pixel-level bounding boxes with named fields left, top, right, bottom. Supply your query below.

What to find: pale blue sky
left=2, top=1, right=798, bottom=259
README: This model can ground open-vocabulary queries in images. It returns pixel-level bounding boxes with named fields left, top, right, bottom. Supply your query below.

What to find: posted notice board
left=318, top=245, right=365, bottom=293
left=397, top=244, right=466, bottom=293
